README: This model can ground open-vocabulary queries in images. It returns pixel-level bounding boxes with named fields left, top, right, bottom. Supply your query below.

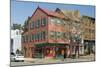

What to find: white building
left=11, top=29, right=22, bottom=54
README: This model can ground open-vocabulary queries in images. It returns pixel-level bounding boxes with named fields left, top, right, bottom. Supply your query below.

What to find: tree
left=12, top=23, right=22, bottom=30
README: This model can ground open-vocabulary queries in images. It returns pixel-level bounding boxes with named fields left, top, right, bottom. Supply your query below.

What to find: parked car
left=11, top=53, right=24, bottom=62
left=11, top=53, right=16, bottom=62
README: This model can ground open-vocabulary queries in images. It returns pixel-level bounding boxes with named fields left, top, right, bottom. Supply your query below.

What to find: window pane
left=30, top=21, right=34, bottom=29
left=32, top=34, right=34, bottom=40
left=42, top=18, right=46, bottom=26
left=43, top=31, right=46, bottom=40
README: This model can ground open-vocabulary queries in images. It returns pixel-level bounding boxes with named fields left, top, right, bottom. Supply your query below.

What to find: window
left=31, top=21, right=34, bottom=29
left=43, top=31, right=46, bottom=40
left=50, top=18, right=55, bottom=22
left=57, top=32, right=61, bottom=38
left=39, top=32, right=41, bottom=40
left=35, top=33, right=40, bottom=41
left=62, top=33, right=67, bottom=40
left=41, top=31, right=46, bottom=40
left=50, top=31, right=55, bottom=38
left=35, top=34, right=37, bottom=41
left=57, top=19, right=61, bottom=24
left=37, top=32, right=40, bottom=40
left=40, top=32, right=42, bottom=40
left=56, top=19, right=63, bottom=25
left=32, top=34, right=35, bottom=41
left=36, top=19, right=40, bottom=28
left=42, top=18, right=46, bottom=26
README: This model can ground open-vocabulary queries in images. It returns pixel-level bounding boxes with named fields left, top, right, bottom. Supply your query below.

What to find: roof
left=30, top=7, right=66, bottom=20
left=55, top=8, right=81, bottom=22
left=82, top=15, right=95, bottom=21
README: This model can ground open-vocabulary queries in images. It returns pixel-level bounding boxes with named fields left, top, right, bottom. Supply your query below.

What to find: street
left=11, top=55, right=95, bottom=67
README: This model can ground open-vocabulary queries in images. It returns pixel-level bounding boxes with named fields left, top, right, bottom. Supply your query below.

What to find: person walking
left=64, top=52, right=66, bottom=61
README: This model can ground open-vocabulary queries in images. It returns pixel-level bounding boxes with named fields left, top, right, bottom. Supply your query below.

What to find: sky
left=11, top=0, right=95, bottom=25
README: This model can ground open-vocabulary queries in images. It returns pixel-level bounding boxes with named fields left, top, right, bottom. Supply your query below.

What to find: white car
left=11, top=54, right=24, bottom=62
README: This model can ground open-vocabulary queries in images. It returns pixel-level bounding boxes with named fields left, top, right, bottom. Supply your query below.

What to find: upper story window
left=50, top=31, right=55, bottom=39
left=32, top=22, right=34, bottom=28
left=50, top=18, right=55, bottom=23
left=32, top=31, right=46, bottom=41
left=42, top=31, right=46, bottom=40
left=30, top=21, right=34, bottom=29
left=35, top=34, right=37, bottom=41
left=32, top=34, right=35, bottom=41
left=42, top=18, right=47, bottom=26
left=56, top=19, right=61, bottom=24
left=57, top=32, right=62, bottom=38
left=37, top=32, right=40, bottom=40
left=35, top=19, right=40, bottom=28
left=40, top=31, right=46, bottom=40
left=50, top=17, right=64, bottom=25
left=62, top=32, right=69, bottom=39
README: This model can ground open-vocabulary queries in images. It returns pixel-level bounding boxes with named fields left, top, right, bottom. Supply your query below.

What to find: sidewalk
left=24, top=55, right=95, bottom=64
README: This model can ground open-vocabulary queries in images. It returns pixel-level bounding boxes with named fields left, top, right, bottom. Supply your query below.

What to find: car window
left=11, top=52, right=15, bottom=56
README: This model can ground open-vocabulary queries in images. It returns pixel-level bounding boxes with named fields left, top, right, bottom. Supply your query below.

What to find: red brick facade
left=22, top=7, right=94, bottom=58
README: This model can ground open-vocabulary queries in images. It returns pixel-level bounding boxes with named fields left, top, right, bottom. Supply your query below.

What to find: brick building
left=22, top=7, right=95, bottom=58
left=81, top=16, right=95, bottom=55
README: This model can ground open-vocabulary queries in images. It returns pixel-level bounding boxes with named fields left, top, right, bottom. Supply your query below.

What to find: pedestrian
left=64, top=52, right=66, bottom=61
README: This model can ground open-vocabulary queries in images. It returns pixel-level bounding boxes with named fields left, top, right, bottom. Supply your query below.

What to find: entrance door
left=56, top=46, right=66, bottom=59
left=34, top=47, right=43, bottom=58
left=45, top=47, right=54, bottom=58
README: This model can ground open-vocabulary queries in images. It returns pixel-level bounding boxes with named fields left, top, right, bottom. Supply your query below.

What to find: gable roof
left=30, top=7, right=66, bottom=20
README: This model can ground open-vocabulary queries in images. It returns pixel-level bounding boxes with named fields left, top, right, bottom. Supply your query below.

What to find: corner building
left=22, top=7, right=84, bottom=58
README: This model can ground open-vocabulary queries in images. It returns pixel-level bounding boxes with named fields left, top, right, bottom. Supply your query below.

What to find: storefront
left=84, top=40, right=95, bottom=55
left=32, top=43, right=70, bottom=59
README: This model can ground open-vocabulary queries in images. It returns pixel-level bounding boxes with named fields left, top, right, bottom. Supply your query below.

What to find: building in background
left=81, top=16, right=95, bottom=55
left=11, top=24, right=22, bottom=54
